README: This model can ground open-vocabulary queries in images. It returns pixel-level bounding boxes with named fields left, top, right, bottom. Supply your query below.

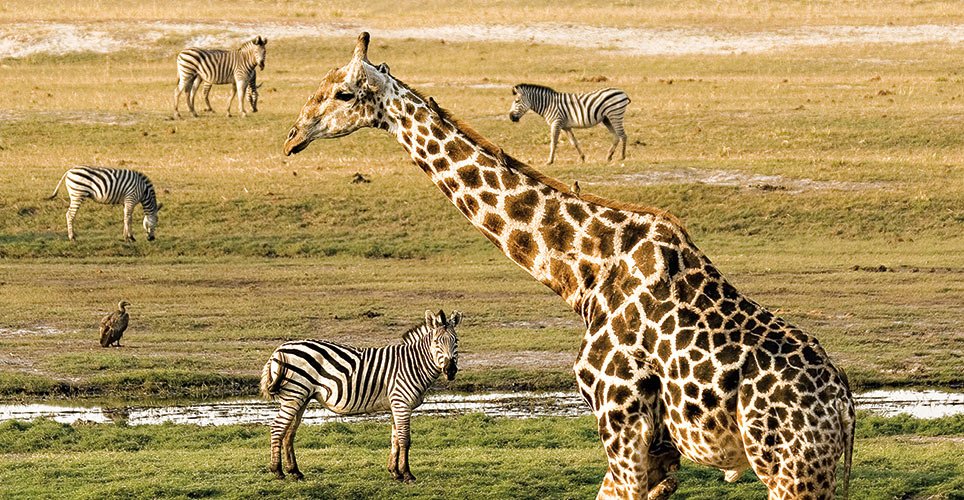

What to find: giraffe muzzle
left=284, top=128, right=308, bottom=156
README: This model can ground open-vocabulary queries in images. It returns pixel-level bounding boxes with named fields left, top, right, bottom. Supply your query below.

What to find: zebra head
left=508, top=85, right=532, bottom=122
left=425, top=309, right=461, bottom=381
left=284, top=32, right=390, bottom=156
left=249, top=36, right=268, bottom=70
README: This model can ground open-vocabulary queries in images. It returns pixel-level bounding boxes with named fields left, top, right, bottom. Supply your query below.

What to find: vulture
left=100, top=300, right=130, bottom=347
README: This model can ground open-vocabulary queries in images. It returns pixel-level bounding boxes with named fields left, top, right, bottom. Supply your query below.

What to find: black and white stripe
left=509, top=83, right=631, bottom=164
left=194, top=70, right=261, bottom=115
left=259, top=310, right=461, bottom=482
left=48, top=166, right=160, bottom=242
left=173, top=36, right=267, bottom=118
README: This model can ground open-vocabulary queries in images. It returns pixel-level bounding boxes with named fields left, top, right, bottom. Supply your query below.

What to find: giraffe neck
left=376, top=81, right=592, bottom=309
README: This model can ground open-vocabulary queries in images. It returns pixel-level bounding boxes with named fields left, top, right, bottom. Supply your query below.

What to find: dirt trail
left=2, top=21, right=962, bottom=59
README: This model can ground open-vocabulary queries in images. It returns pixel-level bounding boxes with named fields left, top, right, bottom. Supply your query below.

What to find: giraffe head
left=284, top=32, right=391, bottom=156
left=425, top=309, right=461, bottom=381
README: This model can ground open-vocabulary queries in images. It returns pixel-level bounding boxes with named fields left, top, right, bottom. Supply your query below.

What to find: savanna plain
left=0, top=1, right=962, bottom=498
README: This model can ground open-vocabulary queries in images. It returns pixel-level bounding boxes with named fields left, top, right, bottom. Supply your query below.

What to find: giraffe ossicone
left=285, top=32, right=855, bottom=500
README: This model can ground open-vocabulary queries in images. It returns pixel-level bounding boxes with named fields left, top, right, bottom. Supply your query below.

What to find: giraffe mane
left=395, top=79, right=687, bottom=232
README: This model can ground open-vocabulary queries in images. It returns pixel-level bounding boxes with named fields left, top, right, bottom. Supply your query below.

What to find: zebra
left=48, top=166, right=161, bottom=242
left=173, top=36, right=267, bottom=118
left=193, top=69, right=262, bottom=115
left=508, top=83, right=631, bottom=164
left=260, top=310, right=461, bottom=483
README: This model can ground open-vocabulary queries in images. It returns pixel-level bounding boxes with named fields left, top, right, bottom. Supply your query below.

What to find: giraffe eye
left=334, top=91, right=355, bottom=101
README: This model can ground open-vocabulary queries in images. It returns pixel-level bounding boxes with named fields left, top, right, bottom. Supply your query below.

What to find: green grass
left=0, top=413, right=961, bottom=499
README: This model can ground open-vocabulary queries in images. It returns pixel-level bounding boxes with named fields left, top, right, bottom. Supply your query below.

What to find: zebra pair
left=260, top=310, right=462, bottom=482
left=49, top=166, right=160, bottom=242
left=174, top=36, right=267, bottom=118
left=509, top=83, right=631, bottom=164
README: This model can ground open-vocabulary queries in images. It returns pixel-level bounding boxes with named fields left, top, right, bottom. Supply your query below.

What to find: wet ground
left=2, top=388, right=961, bottom=426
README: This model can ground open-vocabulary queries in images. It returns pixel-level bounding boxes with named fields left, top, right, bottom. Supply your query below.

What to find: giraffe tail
left=48, top=170, right=69, bottom=199
left=259, top=351, right=287, bottom=401
left=837, top=393, right=856, bottom=500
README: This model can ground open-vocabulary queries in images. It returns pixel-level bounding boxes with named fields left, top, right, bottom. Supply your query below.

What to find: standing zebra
left=48, top=166, right=160, bottom=242
left=173, top=36, right=267, bottom=118
left=508, top=83, right=631, bottom=164
left=260, top=310, right=461, bottom=482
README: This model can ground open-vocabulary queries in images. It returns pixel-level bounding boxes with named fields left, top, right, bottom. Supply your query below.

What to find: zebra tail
left=48, top=170, right=69, bottom=199
left=259, top=351, right=287, bottom=400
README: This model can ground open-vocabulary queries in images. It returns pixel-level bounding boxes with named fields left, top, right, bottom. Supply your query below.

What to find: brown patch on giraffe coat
left=482, top=171, right=500, bottom=189
left=578, top=260, right=599, bottom=290
left=604, top=352, right=634, bottom=380
left=457, top=165, right=483, bottom=189
left=548, top=258, right=578, bottom=299
left=445, top=136, right=474, bottom=163
left=479, top=191, right=498, bottom=207
left=501, top=169, right=521, bottom=190
left=426, top=140, right=440, bottom=155
left=632, top=241, right=658, bottom=276
left=505, top=190, right=540, bottom=223
left=586, top=219, right=616, bottom=258
left=460, top=195, right=480, bottom=217
left=432, top=158, right=449, bottom=174
left=482, top=213, right=505, bottom=236
left=540, top=200, right=576, bottom=253
left=413, top=107, right=428, bottom=123
left=507, top=230, right=537, bottom=269
left=587, top=333, right=613, bottom=370
left=566, top=203, right=589, bottom=224
left=444, top=177, right=461, bottom=195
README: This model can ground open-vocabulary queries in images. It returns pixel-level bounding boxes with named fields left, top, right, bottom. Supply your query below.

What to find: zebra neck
left=380, top=83, right=596, bottom=309
left=408, top=339, right=442, bottom=383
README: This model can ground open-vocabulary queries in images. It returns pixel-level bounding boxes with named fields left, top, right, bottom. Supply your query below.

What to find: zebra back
left=511, top=83, right=630, bottom=128
left=61, top=166, right=158, bottom=214
left=177, top=36, right=267, bottom=86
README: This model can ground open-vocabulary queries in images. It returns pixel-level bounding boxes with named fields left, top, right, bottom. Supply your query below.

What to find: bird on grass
left=100, top=300, right=130, bottom=347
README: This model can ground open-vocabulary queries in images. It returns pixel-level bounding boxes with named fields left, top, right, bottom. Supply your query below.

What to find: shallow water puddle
left=1, top=389, right=960, bottom=426
left=1, top=22, right=962, bottom=59
left=589, top=168, right=887, bottom=192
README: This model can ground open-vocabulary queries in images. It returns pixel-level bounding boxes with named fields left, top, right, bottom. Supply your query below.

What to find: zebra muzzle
left=444, top=359, right=457, bottom=381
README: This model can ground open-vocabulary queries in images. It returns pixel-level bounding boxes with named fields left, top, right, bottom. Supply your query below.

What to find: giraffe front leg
left=547, top=123, right=561, bottom=164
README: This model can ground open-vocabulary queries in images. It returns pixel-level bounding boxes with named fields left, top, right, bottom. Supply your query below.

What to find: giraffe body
left=284, top=33, right=855, bottom=499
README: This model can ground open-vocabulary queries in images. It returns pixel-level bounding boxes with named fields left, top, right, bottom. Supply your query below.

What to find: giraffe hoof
left=288, top=470, right=304, bottom=481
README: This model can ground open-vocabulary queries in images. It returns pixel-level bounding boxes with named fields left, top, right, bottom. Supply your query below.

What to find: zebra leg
left=225, top=85, right=237, bottom=117
left=391, top=407, right=416, bottom=483
left=185, top=77, right=199, bottom=118
left=601, top=117, right=621, bottom=162
left=387, top=420, right=401, bottom=480
left=269, top=398, right=305, bottom=479
left=547, top=123, right=561, bottom=165
left=282, top=403, right=308, bottom=480
left=237, top=80, right=248, bottom=118
left=65, top=197, right=83, bottom=241
left=202, top=83, right=214, bottom=113
left=565, top=129, right=586, bottom=162
left=123, top=201, right=135, bottom=242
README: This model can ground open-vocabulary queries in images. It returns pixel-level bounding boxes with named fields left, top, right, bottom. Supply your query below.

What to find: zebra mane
left=394, top=79, right=686, bottom=232
left=401, top=323, right=431, bottom=345
left=514, top=83, right=556, bottom=93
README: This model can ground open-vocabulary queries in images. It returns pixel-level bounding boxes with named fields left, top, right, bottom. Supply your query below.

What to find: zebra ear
left=437, top=310, right=447, bottom=325
left=157, top=203, right=164, bottom=211
left=450, top=311, right=462, bottom=327
left=425, top=310, right=435, bottom=327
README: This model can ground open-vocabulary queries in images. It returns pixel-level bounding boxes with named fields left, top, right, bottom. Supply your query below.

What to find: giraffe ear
left=376, top=62, right=390, bottom=75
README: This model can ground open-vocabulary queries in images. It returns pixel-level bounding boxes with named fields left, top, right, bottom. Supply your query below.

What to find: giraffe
left=284, top=33, right=856, bottom=499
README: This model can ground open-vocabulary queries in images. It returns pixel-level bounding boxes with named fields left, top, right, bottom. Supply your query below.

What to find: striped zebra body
left=49, top=166, right=160, bottom=242
left=509, top=83, right=631, bottom=164
left=173, top=36, right=267, bottom=118
left=260, top=310, right=461, bottom=482
left=194, top=69, right=260, bottom=114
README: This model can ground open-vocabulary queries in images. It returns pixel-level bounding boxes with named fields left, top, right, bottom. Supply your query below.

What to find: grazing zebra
left=48, top=166, right=161, bottom=242
left=260, top=310, right=461, bottom=482
left=508, top=83, right=631, bottom=164
left=173, top=36, right=267, bottom=118
left=194, top=70, right=262, bottom=115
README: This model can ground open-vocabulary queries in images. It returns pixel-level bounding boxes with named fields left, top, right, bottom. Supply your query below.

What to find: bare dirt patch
left=2, top=21, right=962, bottom=59
left=589, top=167, right=889, bottom=193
